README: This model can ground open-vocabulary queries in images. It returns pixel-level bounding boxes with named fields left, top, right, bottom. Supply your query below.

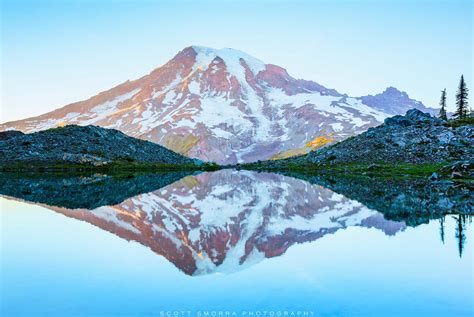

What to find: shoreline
left=1, top=161, right=472, bottom=180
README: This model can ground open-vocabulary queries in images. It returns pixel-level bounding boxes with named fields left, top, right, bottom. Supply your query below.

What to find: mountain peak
left=382, top=86, right=408, bottom=98
left=0, top=46, right=434, bottom=164
left=186, top=45, right=267, bottom=76
left=359, top=86, right=433, bottom=115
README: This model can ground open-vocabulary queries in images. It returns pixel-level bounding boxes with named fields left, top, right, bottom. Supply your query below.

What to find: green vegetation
left=454, top=75, right=469, bottom=119
left=238, top=162, right=456, bottom=179
left=438, top=75, right=472, bottom=121
left=445, top=116, right=474, bottom=127
left=4, top=160, right=467, bottom=181
left=439, top=88, right=448, bottom=120
left=0, top=160, right=220, bottom=173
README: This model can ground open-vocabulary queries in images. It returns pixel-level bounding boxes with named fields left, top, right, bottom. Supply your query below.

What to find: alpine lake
left=1, top=169, right=472, bottom=317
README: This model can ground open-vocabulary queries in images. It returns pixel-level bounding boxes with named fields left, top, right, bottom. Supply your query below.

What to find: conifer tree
left=454, top=75, right=469, bottom=119
left=438, top=89, right=447, bottom=120
left=454, top=215, right=466, bottom=258
left=439, top=216, right=445, bottom=244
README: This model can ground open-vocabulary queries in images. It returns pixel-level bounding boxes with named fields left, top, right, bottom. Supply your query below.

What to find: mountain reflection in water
left=0, top=169, right=472, bottom=275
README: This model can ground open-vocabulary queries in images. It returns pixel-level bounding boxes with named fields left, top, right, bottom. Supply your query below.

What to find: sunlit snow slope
left=0, top=46, right=435, bottom=164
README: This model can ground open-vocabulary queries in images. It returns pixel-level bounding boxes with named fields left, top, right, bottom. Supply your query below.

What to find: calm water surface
left=0, top=170, right=472, bottom=317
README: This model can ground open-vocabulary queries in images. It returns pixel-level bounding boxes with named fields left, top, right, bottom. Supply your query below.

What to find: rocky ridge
left=0, top=125, right=202, bottom=168
left=257, top=109, right=473, bottom=168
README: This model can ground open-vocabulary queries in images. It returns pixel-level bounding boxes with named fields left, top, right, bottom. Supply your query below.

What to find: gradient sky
left=1, top=0, right=472, bottom=122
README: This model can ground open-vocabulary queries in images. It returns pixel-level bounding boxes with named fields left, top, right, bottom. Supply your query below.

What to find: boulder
left=0, top=130, right=24, bottom=141
left=440, top=160, right=474, bottom=179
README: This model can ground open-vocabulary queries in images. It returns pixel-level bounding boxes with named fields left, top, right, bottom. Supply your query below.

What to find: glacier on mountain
left=0, top=46, right=437, bottom=164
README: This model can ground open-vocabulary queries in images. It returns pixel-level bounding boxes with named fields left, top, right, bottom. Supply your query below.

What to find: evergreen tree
left=439, top=216, right=445, bottom=244
left=438, top=89, right=447, bottom=120
left=454, top=215, right=466, bottom=258
left=454, top=75, right=469, bottom=119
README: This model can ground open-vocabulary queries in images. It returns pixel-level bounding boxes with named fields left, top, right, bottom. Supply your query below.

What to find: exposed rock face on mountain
left=0, top=170, right=405, bottom=275
left=0, top=46, right=435, bottom=164
left=0, top=125, right=201, bottom=168
left=263, top=109, right=473, bottom=167
left=360, top=87, right=437, bottom=115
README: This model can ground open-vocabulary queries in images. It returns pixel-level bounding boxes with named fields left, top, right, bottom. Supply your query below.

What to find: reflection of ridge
left=276, top=171, right=474, bottom=225
left=270, top=171, right=473, bottom=258
left=4, top=169, right=406, bottom=276
left=0, top=171, right=196, bottom=209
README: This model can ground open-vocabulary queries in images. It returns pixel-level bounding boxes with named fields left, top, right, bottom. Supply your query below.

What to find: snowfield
left=0, top=46, right=434, bottom=164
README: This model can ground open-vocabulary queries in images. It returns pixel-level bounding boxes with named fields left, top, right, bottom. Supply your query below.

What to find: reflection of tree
left=277, top=172, right=473, bottom=254
left=453, top=215, right=467, bottom=258
left=439, top=216, right=445, bottom=244
left=440, top=214, right=472, bottom=256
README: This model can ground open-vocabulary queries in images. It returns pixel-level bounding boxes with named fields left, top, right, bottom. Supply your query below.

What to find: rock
left=366, top=128, right=377, bottom=138
left=437, top=131, right=455, bottom=145
left=367, top=164, right=382, bottom=171
left=457, top=125, right=474, bottom=139
left=405, top=108, right=428, bottom=119
left=405, top=109, right=441, bottom=124
left=61, top=153, right=111, bottom=166
left=0, top=130, right=24, bottom=141
left=440, top=160, right=474, bottom=179
left=451, top=171, right=464, bottom=178
left=437, top=180, right=455, bottom=186
left=384, top=109, right=436, bottom=126
left=0, top=125, right=202, bottom=168
left=293, top=109, right=473, bottom=166
left=384, top=115, right=412, bottom=127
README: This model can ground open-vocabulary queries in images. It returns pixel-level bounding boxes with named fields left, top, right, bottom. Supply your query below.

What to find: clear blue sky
left=1, top=0, right=472, bottom=122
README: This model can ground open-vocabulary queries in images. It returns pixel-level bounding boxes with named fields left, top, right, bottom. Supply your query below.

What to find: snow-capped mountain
left=0, top=46, right=435, bottom=164
left=41, top=170, right=405, bottom=275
